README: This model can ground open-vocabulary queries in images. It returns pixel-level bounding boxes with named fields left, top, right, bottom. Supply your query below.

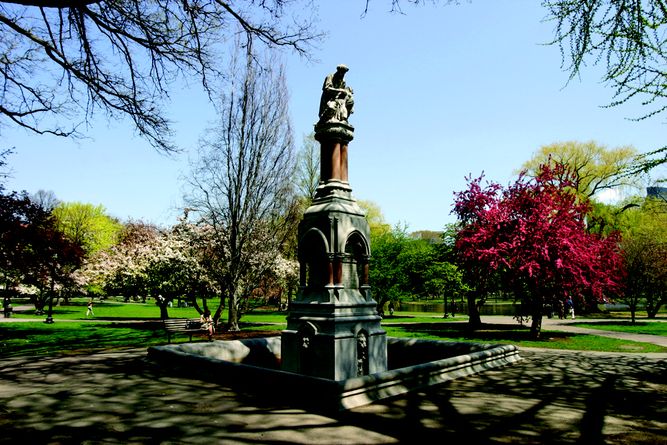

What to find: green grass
left=4, top=302, right=667, bottom=357
left=383, top=322, right=667, bottom=354
left=13, top=300, right=202, bottom=320
left=0, top=321, right=186, bottom=358
left=572, top=321, right=667, bottom=336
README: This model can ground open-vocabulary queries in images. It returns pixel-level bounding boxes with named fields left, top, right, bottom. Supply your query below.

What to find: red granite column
left=320, top=140, right=344, bottom=182
left=340, top=143, right=349, bottom=182
left=334, top=257, right=343, bottom=285
left=320, top=142, right=332, bottom=182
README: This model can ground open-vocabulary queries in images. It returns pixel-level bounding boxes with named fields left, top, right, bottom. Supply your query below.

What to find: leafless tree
left=0, top=0, right=319, bottom=152
left=30, top=189, right=60, bottom=212
left=0, top=148, right=12, bottom=184
left=295, top=132, right=319, bottom=202
left=185, top=44, right=297, bottom=331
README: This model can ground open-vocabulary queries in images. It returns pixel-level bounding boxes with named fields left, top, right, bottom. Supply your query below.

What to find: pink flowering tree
left=453, top=164, right=625, bottom=338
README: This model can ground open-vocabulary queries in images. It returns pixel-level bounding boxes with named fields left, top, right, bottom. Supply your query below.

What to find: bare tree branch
left=0, top=0, right=320, bottom=152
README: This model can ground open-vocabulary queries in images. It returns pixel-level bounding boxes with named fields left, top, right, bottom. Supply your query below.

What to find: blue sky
left=4, top=1, right=665, bottom=231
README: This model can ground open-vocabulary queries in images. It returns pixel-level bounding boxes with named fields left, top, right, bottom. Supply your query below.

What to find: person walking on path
left=565, top=297, right=575, bottom=320
left=86, top=300, right=94, bottom=318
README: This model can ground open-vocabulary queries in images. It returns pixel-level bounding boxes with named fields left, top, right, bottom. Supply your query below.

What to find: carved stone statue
left=318, top=64, right=354, bottom=125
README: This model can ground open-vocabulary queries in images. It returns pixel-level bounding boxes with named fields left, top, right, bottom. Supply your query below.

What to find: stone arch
left=344, top=231, right=369, bottom=289
left=298, top=229, right=331, bottom=288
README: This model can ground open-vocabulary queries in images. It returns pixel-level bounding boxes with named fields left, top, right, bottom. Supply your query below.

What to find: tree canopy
left=52, top=201, right=122, bottom=256
left=454, top=163, right=625, bottom=337
left=0, top=0, right=318, bottom=152
left=521, top=141, right=638, bottom=199
left=545, top=0, right=667, bottom=170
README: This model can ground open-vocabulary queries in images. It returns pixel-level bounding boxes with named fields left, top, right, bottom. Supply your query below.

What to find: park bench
left=164, top=318, right=210, bottom=343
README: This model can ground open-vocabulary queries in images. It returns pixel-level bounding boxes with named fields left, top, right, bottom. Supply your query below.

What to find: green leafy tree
left=370, top=226, right=411, bottom=316
left=358, top=200, right=391, bottom=236
left=369, top=223, right=465, bottom=316
left=423, top=261, right=466, bottom=317
left=52, top=202, right=122, bottom=256
left=617, top=197, right=667, bottom=321
left=522, top=141, right=638, bottom=199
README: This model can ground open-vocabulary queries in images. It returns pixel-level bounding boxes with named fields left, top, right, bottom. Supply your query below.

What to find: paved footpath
left=484, top=315, right=667, bottom=348
left=0, top=315, right=666, bottom=444
left=0, top=348, right=665, bottom=444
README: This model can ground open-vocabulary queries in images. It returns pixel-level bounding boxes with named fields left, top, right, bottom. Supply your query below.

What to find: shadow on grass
left=0, top=322, right=167, bottom=358
left=575, top=321, right=650, bottom=327
left=391, top=322, right=576, bottom=343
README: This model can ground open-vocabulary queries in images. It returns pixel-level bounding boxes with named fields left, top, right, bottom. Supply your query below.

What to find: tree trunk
left=44, top=280, right=56, bottom=324
left=467, top=291, right=482, bottom=329
left=227, top=290, right=240, bottom=332
left=530, top=307, right=543, bottom=339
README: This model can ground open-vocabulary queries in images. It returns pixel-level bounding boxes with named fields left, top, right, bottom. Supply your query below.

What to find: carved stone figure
left=318, top=64, right=354, bottom=125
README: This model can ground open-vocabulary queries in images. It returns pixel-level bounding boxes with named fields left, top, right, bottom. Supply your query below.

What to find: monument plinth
left=281, top=65, right=387, bottom=380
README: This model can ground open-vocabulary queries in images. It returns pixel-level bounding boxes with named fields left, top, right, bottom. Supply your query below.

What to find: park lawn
left=381, top=312, right=466, bottom=323
left=382, top=323, right=667, bottom=354
left=12, top=300, right=294, bottom=324
left=2, top=319, right=665, bottom=358
left=13, top=300, right=202, bottom=320
left=0, top=321, right=178, bottom=358
left=12, top=300, right=457, bottom=325
left=572, top=321, right=667, bottom=336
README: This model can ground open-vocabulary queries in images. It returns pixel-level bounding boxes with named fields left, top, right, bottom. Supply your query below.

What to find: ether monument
left=281, top=65, right=388, bottom=380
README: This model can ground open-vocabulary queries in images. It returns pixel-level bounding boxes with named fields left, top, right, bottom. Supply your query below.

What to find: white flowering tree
left=81, top=222, right=159, bottom=303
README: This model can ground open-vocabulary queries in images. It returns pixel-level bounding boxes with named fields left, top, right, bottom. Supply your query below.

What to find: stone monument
left=281, top=65, right=388, bottom=380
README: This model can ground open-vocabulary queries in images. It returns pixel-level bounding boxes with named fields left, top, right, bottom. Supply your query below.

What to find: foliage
left=0, top=0, right=319, bottom=151
left=453, top=163, right=625, bottom=338
left=521, top=141, right=638, bottom=199
left=82, top=221, right=160, bottom=303
left=52, top=202, right=122, bottom=256
left=545, top=1, right=667, bottom=171
left=0, top=189, right=45, bottom=291
left=370, top=227, right=411, bottom=315
left=24, top=217, right=85, bottom=314
left=618, top=197, right=667, bottom=320
left=358, top=200, right=392, bottom=236
left=370, top=225, right=465, bottom=316
left=0, top=189, right=84, bottom=313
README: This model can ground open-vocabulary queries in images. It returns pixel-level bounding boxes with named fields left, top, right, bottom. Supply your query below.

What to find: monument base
left=148, top=337, right=521, bottom=411
left=281, top=299, right=387, bottom=380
